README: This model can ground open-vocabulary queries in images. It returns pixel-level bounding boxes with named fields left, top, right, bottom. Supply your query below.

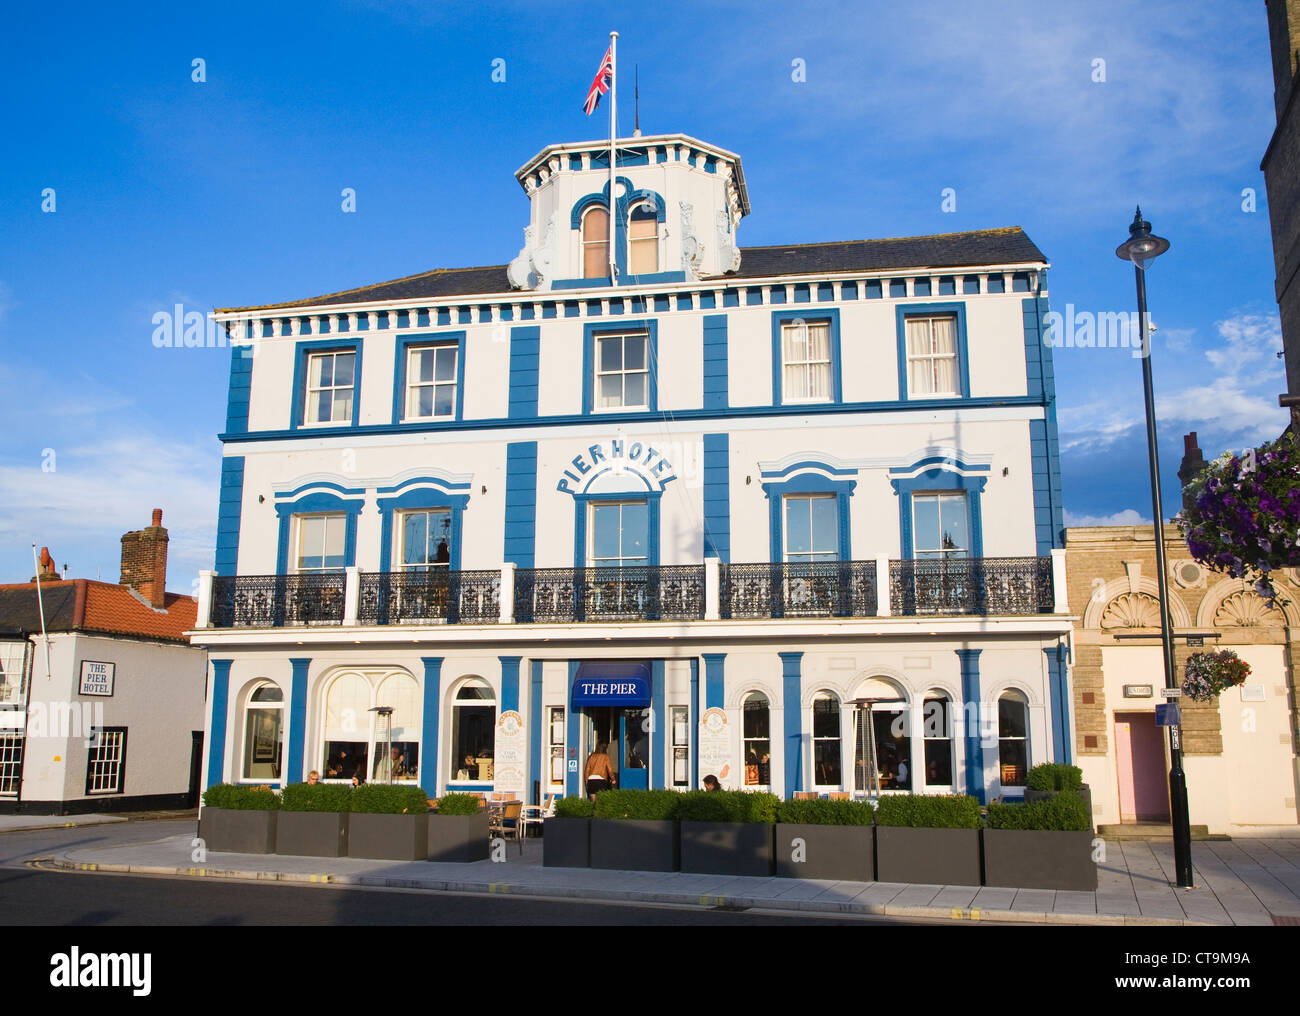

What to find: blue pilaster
left=566, top=661, right=581, bottom=799
left=504, top=442, right=538, bottom=569
left=702, top=314, right=728, bottom=410
left=214, top=457, right=245, bottom=576
left=703, top=653, right=725, bottom=710
left=500, top=656, right=521, bottom=714
left=529, top=660, right=543, bottom=804
left=689, top=657, right=700, bottom=790
left=1044, top=644, right=1071, bottom=763
left=508, top=325, right=540, bottom=419
left=779, top=652, right=803, bottom=794
left=702, top=434, right=731, bottom=561
left=207, top=660, right=231, bottom=788
left=285, top=659, right=310, bottom=787
left=421, top=657, right=443, bottom=797
left=956, top=649, right=985, bottom=803
left=651, top=659, right=666, bottom=789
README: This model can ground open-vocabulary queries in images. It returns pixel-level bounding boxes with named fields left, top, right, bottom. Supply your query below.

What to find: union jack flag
left=583, top=46, right=613, bottom=116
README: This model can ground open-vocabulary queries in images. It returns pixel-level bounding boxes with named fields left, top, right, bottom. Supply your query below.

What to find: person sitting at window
left=461, top=753, right=477, bottom=780
left=703, top=774, right=722, bottom=791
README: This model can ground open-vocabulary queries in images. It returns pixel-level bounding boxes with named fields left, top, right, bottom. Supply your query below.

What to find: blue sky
left=0, top=0, right=1288, bottom=590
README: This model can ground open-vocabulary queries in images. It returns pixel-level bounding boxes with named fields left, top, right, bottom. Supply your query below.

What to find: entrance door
left=583, top=707, right=650, bottom=791
left=1115, top=712, right=1170, bottom=822
left=187, top=731, right=204, bottom=808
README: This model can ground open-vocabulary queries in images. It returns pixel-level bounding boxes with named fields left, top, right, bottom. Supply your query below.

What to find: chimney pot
left=152, top=508, right=163, bottom=527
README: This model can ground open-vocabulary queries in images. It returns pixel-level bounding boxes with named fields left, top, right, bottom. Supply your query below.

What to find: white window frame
left=922, top=695, right=955, bottom=789
left=449, top=678, right=497, bottom=787
left=811, top=692, right=842, bottom=789
left=86, top=728, right=126, bottom=795
left=998, top=691, right=1030, bottom=789
left=403, top=344, right=458, bottom=421
left=319, top=672, right=422, bottom=785
left=239, top=683, right=284, bottom=784
left=294, top=513, right=348, bottom=573
left=742, top=691, right=772, bottom=789
left=912, top=492, right=970, bottom=559
left=397, top=509, right=453, bottom=571
left=304, top=349, right=356, bottom=425
left=905, top=315, right=959, bottom=398
left=780, top=319, right=833, bottom=404
left=0, top=735, right=22, bottom=796
left=587, top=500, right=649, bottom=568
left=548, top=706, right=566, bottom=788
left=593, top=331, right=650, bottom=411
left=783, top=494, right=838, bottom=564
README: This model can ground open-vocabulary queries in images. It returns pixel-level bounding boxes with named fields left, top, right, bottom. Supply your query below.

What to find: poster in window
left=252, top=711, right=280, bottom=764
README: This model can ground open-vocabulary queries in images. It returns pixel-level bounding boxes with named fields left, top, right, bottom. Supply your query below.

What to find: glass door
left=620, top=709, right=649, bottom=790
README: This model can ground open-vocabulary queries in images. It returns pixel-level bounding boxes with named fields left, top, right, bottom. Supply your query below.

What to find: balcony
left=199, top=555, right=1062, bottom=629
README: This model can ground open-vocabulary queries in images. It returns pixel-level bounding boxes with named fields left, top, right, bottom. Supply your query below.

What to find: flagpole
left=608, top=30, right=618, bottom=283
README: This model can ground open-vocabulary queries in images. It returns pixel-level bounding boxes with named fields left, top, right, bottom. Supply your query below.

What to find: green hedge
left=201, top=783, right=281, bottom=810
left=875, top=793, right=981, bottom=828
left=280, top=782, right=353, bottom=813
left=674, top=789, right=779, bottom=823
left=349, top=783, right=430, bottom=814
left=776, top=797, right=875, bottom=826
left=986, top=791, right=1092, bottom=831
left=1025, top=763, right=1084, bottom=793
left=435, top=793, right=482, bottom=816
left=553, top=796, right=594, bottom=819
left=593, top=788, right=681, bottom=820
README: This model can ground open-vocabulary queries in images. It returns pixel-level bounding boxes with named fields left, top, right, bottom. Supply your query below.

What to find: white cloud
left=1063, top=508, right=1149, bottom=527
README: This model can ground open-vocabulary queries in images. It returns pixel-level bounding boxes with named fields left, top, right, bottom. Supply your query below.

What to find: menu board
left=494, top=710, right=526, bottom=796
left=698, top=707, right=732, bottom=788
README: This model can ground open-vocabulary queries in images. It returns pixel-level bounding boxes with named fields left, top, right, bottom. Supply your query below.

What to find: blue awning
left=572, top=662, right=652, bottom=707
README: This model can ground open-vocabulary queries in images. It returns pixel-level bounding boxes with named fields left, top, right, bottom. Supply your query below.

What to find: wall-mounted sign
left=79, top=661, right=115, bottom=697
left=1185, top=636, right=1205, bottom=647
left=1160, top=688, right=1182, bottom=699
left=568, top=758, right=579, bottom=772
left=698, top=707, right=731, bottom=788
left=1123, top=684, right=1153, bottom=698
left=1155, top=703, right=1181, bottom=727
left=1240, top=685, right=1265, bottom=702
left=556, top=439, right=676, bottom=495
left=493, top=710, right=526, bottom=796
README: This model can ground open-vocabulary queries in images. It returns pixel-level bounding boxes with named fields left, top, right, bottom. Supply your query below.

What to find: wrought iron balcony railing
left=357, top=569, right=501, bottom=625
left=209, top=573, right=346, bottom=628
left=889, top=556, right=1054, bottom=616
left=513, top=565, right=705, bottom=624
left=720, top=560, right=879, bottom=619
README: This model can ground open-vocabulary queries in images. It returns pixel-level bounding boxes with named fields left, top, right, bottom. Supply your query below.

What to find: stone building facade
left=1264, top=0, right=1300, bottom=426
left=1066, top=524, right=1300, bottom=833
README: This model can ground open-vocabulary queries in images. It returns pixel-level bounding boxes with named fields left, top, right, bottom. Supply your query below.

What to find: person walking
left=584, top=741, right=615, bottom=801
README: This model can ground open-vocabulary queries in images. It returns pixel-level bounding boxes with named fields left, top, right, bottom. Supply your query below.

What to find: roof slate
left=217, top=227, right=1046, bottom=313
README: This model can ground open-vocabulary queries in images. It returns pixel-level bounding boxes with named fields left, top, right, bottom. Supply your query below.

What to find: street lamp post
left=1115, top=207, right=1194, bottom=889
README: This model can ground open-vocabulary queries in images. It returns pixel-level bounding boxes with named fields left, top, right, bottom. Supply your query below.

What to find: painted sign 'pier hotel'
left=193, top=129, right=1072, bottom=805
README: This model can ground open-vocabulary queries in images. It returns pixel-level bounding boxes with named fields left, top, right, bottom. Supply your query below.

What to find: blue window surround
left=207, top=660, right=232, bottom=787
left=273, top=483, right=365, bottom=573
left=770, top=308, right=842, bottom=406
left=956, top=649, right=984, bottom=803
left=582, top=318, right=659, bottom=415
left=391, top=331, right=467, bottom=425
left=290, top=338, right=363, bottom=431
left=376, top=476, right=473, bottom=571
left=889, top=457, right=989, bottom=559
left=567, top=178, right=667, bottom=284
left=572, top=490, right=662, bottom=570
left=896, top=302, right=970, bottom=402
left=760, top=464, right=856, bottom=562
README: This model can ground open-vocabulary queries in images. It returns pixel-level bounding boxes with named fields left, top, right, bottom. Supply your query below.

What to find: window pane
left=813, top=696, right=839, bottom=737
left=620, top=502, right=648, bottom=559
left=433, top=385, right=455, bottom=417
left=429, top=512, right=451, bottom=564
left=434, top=347, right=456, bottom=382
left=999, top=697, right=1027, bottom=739
left=333, top=389, right=352, bottom=422
left=939, top=495, right=968, bottom=553
left=806, top=323, right=829, bottom=361
left=313, top=355, right=332, bottom=388
left=924, top=739, right=953, bottom=785
left=743, top=695, right=769, bottom=737
left=873, top=709, right=911, bottom=790
left=413, top=386, right=433, bottom=417
left=591, top=504, right=621, bottom=561
left=599, top=337, right=622, bottom=371
left=584, top=242, right=608, bottom=278
left=402, top=513, right=427, bottom=566
left=811, top=497, right=837, bottom=553
left=931, top=317, right=956, bottom=353
left=623, top=372, right=646, bottom=407
left=629, top=208, right=657, bottom=238
left=244, top=708, right=282, bottom=780
left=785, top=498, right=811, bottom=555
left=624, top=336, right=646, bottom=370
left=784, top=363, right=807, bottom=399
left=298, top=518, right=324, bottom=569
left=598, top=374, right=622, bottom=406
left=583, top=207, right=608, bottom=241
left=629, top=239, right=657, bottom=274
left=814, top=738, right=840, bottom=786
left=334, top=353, right=355, bottom=387
left=413, top=348, right=434, bottom=383
left=914, top=496, right=940, bottom=552
left=323, top=516, right=346, bottom=569
left=313, top=390, right=332, bottom=423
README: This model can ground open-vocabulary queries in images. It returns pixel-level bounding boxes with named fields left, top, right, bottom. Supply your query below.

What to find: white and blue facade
left=193, top=133, right=1073, bottom=806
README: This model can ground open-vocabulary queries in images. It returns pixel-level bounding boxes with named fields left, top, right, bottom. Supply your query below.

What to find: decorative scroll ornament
left=506, top=212, right=557, bottom=291
left=1213, top=590, right=1283, bottom=628
left=716, top=210, right=741, bottom=273
left=1099, top=591, right=1162, bottom=629
left=680, top=200, right=704, bottom=279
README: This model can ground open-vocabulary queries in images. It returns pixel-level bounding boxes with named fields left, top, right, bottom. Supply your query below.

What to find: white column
left=195, top=570, right=215, bottom=628
left=875, top=556, right=891, bottom=617
left=500, top=563, right=516, bottom=624
left=704, top=557, right=721, bottom=621
left=1051, top=547, right=1069, bottom=614
left=343, top=566, right=360, bottom=624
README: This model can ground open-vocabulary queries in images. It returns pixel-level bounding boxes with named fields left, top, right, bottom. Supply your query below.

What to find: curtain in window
left=583, top=207, right=610, bottom=278
left=906, top=318, right=956, bottom=396
left=782, top=322, right=830, bottom=399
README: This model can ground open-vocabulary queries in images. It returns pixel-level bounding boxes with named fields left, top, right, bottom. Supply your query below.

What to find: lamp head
left=1115, top=206, right=1170, bottom=269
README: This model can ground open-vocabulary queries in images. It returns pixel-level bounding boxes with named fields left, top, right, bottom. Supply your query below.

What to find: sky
left=0, top=0, right=1288, bottom=591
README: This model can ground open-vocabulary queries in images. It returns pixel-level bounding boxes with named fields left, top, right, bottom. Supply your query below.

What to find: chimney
left=120, top=508, right=169, bottom=608
left=1177, top=432, right=1208, bottom=514
left=29, top=546, right=60, bottom=584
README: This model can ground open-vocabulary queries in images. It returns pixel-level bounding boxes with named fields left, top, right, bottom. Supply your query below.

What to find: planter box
left=680, top=821, right=774, bottom=876
left=982, top=829, right=1098, bottom=890
left=347, top=812, right=429, bottom=861
left=198, top=808, right=278, bottom=854
left=428, top=813, right=490, bottom=863
left=543, top=818, right=591, bottom=868
left=875, top=827, right=981, bottom=885
left=590, top=819, right=679, bottom=872
left=276, top=811, right=349, bottom=857
left=774, top=824, right=874, bottom=882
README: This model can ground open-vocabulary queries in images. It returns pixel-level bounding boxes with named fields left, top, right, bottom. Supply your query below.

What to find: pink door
left=1115, top=712, right=1170, bottom=822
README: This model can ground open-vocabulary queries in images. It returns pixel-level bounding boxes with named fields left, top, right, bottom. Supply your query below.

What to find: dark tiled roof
left=217, top=227, right=1045, bottom=313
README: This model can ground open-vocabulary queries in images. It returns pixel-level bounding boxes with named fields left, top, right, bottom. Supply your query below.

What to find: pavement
left=0, top=813, right=128, bottom=834
left=34, top=826, right=1300, bottom=926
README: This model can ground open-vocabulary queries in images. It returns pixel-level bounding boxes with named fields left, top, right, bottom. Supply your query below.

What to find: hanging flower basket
left=1182, top=649, right=1251, bottom=702
left=1178, top=431, right=1300, bottom=607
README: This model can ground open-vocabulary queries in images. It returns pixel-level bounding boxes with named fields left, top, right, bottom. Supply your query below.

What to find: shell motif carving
left=1213, top=591, right=1283, bottom=628
left=1099, top=592, right=1162, bottom=629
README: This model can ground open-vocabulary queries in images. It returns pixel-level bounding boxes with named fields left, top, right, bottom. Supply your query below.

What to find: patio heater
left=850, top=696, right=906, bottom=800
left=369, top=705, right=394, bottom=785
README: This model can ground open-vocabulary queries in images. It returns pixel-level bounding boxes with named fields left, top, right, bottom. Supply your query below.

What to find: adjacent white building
left=193, top=132, right=1073, bottom=806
